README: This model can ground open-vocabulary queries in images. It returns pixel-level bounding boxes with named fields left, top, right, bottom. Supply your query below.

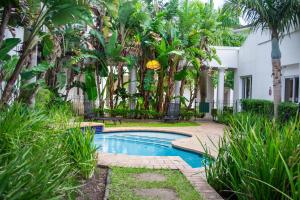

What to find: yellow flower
left=146, top=60, right=161, bottom=70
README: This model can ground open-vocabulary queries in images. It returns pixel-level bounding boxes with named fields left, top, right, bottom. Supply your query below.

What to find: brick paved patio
left=97, top=121, right=225, bottom=200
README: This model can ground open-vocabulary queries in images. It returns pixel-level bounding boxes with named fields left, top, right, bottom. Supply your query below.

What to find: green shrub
left=217, top=112, right=232, bottom=125
left=180, top=109, right=194, bottom=120
left=278, top=102, right=299, bottom=122
left=64, top=128, right=97, bottom=179
left=217, top=106, right=234, bottom=124
left=0, top=103, right=97, bottom=199
left=240, top=99, right=299, bottom=122
left=35, top=88, right=54, bottom=109
left=241, top=99, right=273, bottom=116
left=211, top=108, right=218, bottom=120
left=206, top=113, right=300, bottom=200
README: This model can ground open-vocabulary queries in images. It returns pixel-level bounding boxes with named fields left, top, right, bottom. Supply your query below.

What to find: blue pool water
left=94, top=131, right=205, bottom=168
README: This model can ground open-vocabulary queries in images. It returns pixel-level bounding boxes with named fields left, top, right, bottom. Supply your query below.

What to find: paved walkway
left=97, top=121, right=225, bottom=200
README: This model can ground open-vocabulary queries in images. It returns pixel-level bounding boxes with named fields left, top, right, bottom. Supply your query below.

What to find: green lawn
left=109, top=167, right=202, bottom=200
left=104, top=121, right=200, bottom=128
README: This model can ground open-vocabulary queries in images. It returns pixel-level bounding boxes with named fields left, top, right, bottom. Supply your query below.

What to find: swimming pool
left=94, top=131, right=206, bottom=168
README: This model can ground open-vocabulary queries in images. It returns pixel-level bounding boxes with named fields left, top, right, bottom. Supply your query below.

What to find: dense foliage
left=206, top=113, right=300, bottom=200
left=278, top=102, right=299, bottom=122
left=0, top=103, right=97, bottom=199
left=241, top=99, right=274, bottom=116
left=0, top=0, right=245, bottom=115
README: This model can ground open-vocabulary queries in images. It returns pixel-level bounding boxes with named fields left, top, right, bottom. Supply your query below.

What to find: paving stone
left=134, top=173, right=167, bottom=182
left=133, top=188, right=179, bottom=200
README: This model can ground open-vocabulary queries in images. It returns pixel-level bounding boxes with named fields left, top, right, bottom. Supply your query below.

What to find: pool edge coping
left=102, top=128, right=216, bottom=159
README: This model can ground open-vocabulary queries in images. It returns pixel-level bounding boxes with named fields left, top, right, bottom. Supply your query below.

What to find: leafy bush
left=35, top=88, right=54, bottom=109
left=217, top=112, right=232, bottom=125
left=205, top=113, right=300, bottom=200
left=180, top=109, right=194, bottom=120
left=217, top=106, right=234, bottom=124
left=241, top=99, right=273, bottom=116
left=240, top=99, right=299, bottom=122
left=64, top=128, right=97, bottom=179
left=0, top=103, right=96, bottom=199
left=278, top=102, right=299, bottom=122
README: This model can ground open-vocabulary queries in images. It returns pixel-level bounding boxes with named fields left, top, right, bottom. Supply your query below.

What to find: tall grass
left=0, top=103, right=97, bottom=199
left=205, top=113, right=300, bottom=200
left=64, top=128, right=97, bottom=179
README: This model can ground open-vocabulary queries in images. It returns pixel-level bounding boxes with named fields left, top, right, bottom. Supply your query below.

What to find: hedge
left=240, top=99, right=299, bottom=122
left=241, top=99, right=273, bottom=116
left=278, top=102, right=299, bottom=122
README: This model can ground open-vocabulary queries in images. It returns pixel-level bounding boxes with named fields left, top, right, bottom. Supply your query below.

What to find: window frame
left=241, top=75, right=252, bottom=99
left=284, top=75, right=299, bottom=103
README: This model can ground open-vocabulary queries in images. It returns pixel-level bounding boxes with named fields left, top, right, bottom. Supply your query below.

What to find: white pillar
left=217, top=67, right=225, bottom=112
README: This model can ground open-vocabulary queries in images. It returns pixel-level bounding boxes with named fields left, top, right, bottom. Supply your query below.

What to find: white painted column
left=217, top=67, right=225, bottom=112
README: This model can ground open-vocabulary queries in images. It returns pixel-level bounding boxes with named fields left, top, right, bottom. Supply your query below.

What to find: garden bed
left=77, top=166, right=109, bottom=200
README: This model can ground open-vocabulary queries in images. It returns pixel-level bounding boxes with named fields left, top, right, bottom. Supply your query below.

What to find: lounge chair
left=164, top=103, right=180, bottom=122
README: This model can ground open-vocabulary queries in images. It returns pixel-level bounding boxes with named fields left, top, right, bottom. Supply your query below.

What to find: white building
left=211, top=28, right=300, bottom=112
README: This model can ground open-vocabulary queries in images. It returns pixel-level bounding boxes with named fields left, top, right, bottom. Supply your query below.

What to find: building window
left=241, top=76, right=252, bottom=99
left=284, top=76, right=299, bottom=103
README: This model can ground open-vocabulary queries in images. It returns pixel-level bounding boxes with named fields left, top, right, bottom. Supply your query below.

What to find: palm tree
left=226, top=0, right=300, bottom=118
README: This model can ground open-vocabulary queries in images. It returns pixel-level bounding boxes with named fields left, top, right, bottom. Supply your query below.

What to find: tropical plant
left=205, top=113, right=300, bottom=200
left=0, top=103, right=97, bottom=198
left=0, top=0, right=91, bottom=105
left=225, top=0, right=300, bottom=118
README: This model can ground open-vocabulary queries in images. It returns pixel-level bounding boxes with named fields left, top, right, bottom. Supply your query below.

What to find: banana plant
left=90, top=29, right=123, bottom=109
left=0, top=0, right=92, bottom=105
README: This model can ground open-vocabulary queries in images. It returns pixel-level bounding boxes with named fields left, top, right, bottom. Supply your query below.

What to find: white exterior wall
left=234, top=29, right=300, bottom=102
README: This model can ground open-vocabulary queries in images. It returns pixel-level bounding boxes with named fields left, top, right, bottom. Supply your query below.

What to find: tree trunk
left=0, top=47, right=31, bottom=105
left=115, top=63, right=123, bottom=108
left=199, top=70, right=207, bottom=102
left=271, top=32, right=282, bottom=118
left=272, top=58, right=282, bottom=118
left=139, top=57, right=148, bottom=110
left=180, top=79, right=186, bottom=97
left=163, top=63, right=176, bottom=113
left=95, top=65, right=103, bottom=109
left=174, top=61, right=184, bottom=104
left=0, top=27, right=38, bottom=105
left=18, top=45, right=38, bottom=106
left=109, top=66, right=114, bottom=110
left=187, top=73, right=200, bottom=109
left=64, top=68, right=75, bottom=101
left=0, top=3, right=12, bottom=47
left=156, top=68, right=164, bottom=113
left=129, top=66, right=137, bottom=110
